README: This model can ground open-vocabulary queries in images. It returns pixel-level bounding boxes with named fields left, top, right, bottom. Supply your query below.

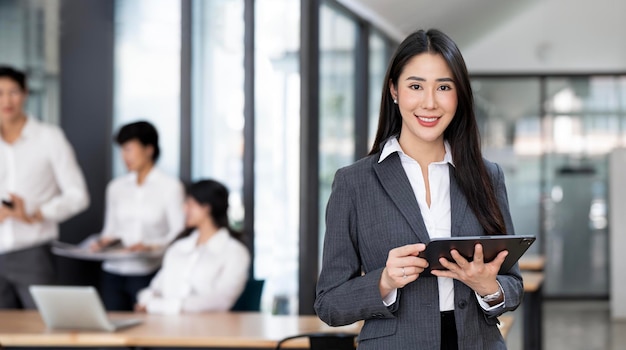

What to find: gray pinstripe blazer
left=314, top=151, right=523, bottom=350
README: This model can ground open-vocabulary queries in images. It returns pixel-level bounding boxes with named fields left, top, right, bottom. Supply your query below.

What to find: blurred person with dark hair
left=0, top=65, right=89, bottom=309
left=135, top=179, right=250, bottom=314
left=91, top=121, right=185, bottom=311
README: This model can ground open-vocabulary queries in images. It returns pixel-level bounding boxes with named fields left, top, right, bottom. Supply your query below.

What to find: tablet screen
left=418, top=235, right=535, bottom=276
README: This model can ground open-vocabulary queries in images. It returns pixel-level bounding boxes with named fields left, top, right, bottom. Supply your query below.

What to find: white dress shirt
left=137, top=228, right=251, bottom=314
left=100, top=167, right=185, bottom=275
left=0, top=116, right=89, bottom=253
left=379, top=137, right=502, bottom=311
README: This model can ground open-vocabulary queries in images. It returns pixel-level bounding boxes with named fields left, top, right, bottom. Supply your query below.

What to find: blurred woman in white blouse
left=91, top=121, right=185, bottom=311
left=135, top=179, right=250, bottom=314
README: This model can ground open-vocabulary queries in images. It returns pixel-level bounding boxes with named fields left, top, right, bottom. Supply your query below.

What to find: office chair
left=231, top=279, right=265, bottom=311
left=274, top=332, right=358, bottom=350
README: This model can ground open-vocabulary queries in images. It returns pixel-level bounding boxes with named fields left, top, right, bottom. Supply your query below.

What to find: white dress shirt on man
left=0, top=116, right=89, bottom=253
left=137, top=228, right=250, bottom=314
left=100, top=167, right=184, bottom=275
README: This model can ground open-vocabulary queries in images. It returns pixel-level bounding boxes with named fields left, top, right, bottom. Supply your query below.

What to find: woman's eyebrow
left=405, top=76, right=454, bottom=82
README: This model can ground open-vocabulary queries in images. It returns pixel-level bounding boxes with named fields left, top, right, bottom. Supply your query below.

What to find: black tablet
left=418, top=235, right=536, bottom=276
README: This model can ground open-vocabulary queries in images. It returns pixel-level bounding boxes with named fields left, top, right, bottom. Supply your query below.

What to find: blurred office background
left=2, top=0, right=626, bottom=347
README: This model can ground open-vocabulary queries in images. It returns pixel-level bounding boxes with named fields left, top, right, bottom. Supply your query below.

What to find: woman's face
left=0, top=78, right=27, bottom=124
left=121, top=139, right=153, bottom=172
left=184, top=196, right=209, bottom=228
left=390, top=52, right=458, bottom=148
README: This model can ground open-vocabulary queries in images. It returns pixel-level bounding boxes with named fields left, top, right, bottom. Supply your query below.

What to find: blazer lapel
left=373, top=153, right=431, bottom=243
left=449, top=164, right=469, bottom=237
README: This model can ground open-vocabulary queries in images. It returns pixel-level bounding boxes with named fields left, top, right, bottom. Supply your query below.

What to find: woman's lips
left=416, top=115, right=440, bottom=127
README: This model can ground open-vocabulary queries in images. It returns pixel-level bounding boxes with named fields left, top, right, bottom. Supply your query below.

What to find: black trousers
left=441, top=310, right=459, bottom=350
left=100, top=270, right=156, bottom=311
left=0, top=244, right=56, bottom=309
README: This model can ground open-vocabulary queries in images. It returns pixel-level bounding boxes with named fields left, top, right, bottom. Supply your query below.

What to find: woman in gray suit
left=314, top=29, right=523, bottom=349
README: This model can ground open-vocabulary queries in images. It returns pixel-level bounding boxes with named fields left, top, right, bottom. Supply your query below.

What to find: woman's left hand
left=134, top=303, right=147, bottom=312
left=127, top=243, right=151, bottom=252
left=430, top=243, right=507, bottom=296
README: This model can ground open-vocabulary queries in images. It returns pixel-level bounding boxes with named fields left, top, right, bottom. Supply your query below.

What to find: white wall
left=609, top=148, right=626, bottom=320
left=463, top=0, right=626, bottom=73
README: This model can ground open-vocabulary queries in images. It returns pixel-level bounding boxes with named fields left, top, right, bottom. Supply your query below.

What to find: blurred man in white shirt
left=0, top=66, right=90, bottom=309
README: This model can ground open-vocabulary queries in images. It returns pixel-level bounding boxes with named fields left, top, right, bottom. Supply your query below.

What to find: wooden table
left=519, top=254, right=546, bottom=350
left=519, top=255, right=545, bottom=271
left=0, top=310, right=514, bottom=348
left=0, top=311, right=361, bottom=348
left=522, top=271, right=545, bottom=350
left=497, top=314, right=514, bottom=340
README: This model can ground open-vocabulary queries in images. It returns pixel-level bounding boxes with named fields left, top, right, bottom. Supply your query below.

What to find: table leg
left=523, top=286, right=543, bottom=350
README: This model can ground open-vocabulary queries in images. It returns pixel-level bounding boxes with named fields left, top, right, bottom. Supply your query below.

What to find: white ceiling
left=338, top=0, right=540, bottom=49
left=336, top=0, right=548, bottom=121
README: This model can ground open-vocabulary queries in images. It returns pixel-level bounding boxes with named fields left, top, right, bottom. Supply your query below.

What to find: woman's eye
left=438, top=85, right=452, bottom=91
left=409, top=84, right=421, bottom=90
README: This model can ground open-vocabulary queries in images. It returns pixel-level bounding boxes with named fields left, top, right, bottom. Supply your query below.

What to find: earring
left=393, top=99, right=398, bottom=104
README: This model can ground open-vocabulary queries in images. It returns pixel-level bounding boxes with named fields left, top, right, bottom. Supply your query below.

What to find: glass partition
left=472, top=78, right=543, bottom=257
left=254, top=0, right=301, bottom=314
left=542, top=76, right=621, bottom=296
left=473, top=75, right=626, bottom=297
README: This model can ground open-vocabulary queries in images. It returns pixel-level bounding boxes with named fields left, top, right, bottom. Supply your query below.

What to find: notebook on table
left=29, top=285, right=142, bottom=332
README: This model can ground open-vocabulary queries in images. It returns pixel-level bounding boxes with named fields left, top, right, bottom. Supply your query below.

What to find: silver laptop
left=29, top=285, right=142, bottom=332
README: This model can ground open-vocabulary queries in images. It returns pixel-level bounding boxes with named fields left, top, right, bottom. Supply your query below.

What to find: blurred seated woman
left=135, top=179, right=251, bottom=314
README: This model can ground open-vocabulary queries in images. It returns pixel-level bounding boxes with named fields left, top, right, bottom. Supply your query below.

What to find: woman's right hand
left=379, top=243, right=429, bottom=298
left=89, top=237, right=117, bottom=252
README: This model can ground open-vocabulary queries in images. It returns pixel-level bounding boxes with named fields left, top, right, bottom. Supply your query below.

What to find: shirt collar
left=20, top=116, right=37, bottom=139
left=203, top=228, right=231, bottom=253
left=129, top=167, right=159, bottom=185
left=180, top=227, right=231, bottom=253
left=378, top=136, right=455, bottom=167
left=1, top=116, right=36, bottom=143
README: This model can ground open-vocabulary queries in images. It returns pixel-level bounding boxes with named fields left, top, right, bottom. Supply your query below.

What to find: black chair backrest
left=231, top=279, right=265, bottom=311
left=274, top=332, right=357, bottom=350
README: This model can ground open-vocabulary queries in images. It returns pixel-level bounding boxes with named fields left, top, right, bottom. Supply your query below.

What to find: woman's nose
left=421, top=89, right=437, bottom=109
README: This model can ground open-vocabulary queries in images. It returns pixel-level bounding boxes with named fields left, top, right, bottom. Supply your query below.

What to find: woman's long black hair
left=172, top=179, right=243, bottom=243
left=370, top=29, right=506, bottom=235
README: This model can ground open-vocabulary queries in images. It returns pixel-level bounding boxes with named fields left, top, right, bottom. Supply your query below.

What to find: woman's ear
left=389, top=80, right=397, bottom=101
left=203, top=204, right=212, bottom=217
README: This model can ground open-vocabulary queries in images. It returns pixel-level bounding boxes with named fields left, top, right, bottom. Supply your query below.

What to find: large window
left=113, top=0, right=181, bottom=177
left=0, top=0, right=59, bottom=124
left=318, top=3, right=357, bottom=248
left=191, top=0, right=245, bottom=226
left=254, top=0, right=300, bottom=314
left=110, top=0, right=395, bottom=313
left=368, top=31, right=387, bottom=148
